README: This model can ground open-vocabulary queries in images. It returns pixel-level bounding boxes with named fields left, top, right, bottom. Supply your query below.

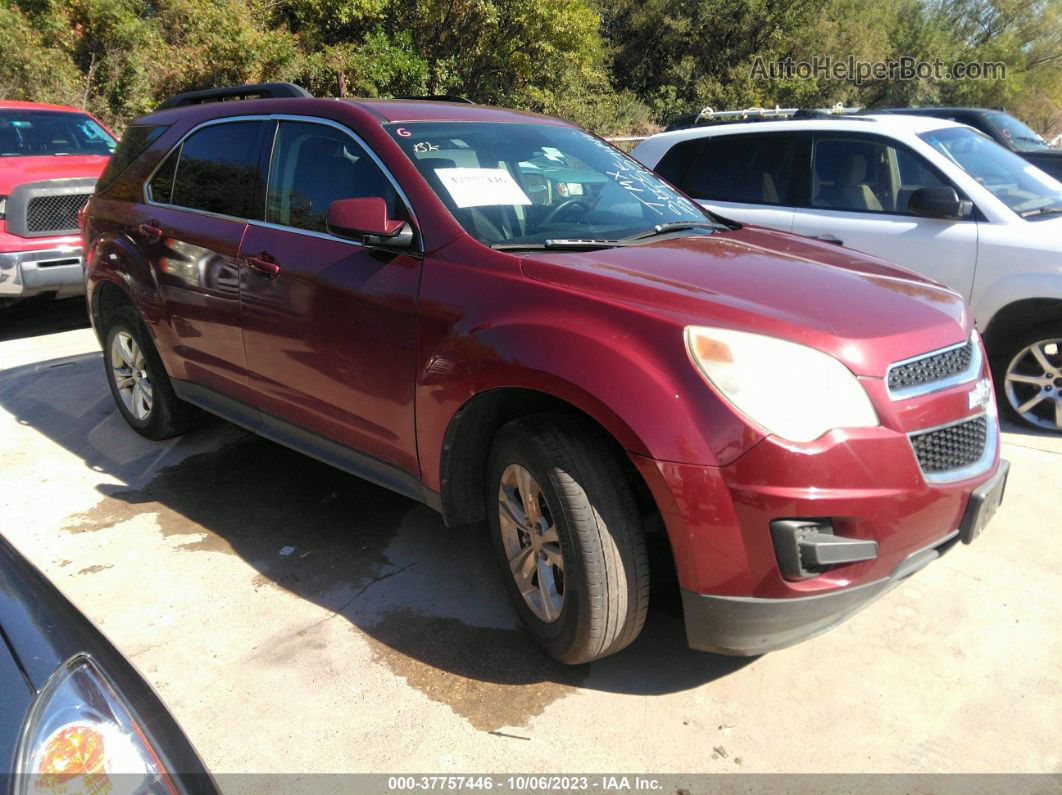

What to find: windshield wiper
left=491, top=238, right=628, bottom=251
left=620, top=221, right=723, bottom=242
left=1019, top=205, right=1062, bottom=218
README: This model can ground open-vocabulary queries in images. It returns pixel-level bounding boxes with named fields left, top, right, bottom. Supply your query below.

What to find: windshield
left=0, top=110, right=116, bottom=157
left=985, top=112, right=1048, bottom=152
left=387, top=122, right=711, bottom=247
left=919, top=126, right=1062, bottom=217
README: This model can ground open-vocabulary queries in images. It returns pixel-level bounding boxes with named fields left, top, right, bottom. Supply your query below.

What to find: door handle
left=138, top=221, right=163, bottom=238
left=811, top=233, right=843, bottom=245
left=244, top=253, right=281, bottom=279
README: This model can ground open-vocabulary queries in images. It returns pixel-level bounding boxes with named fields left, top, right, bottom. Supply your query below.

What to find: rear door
left=653, top=132, right=805, bottom=231
left=237, top=118, right=422, bottom=479
left=143, top=119, right=267, bottom=402
left=791, top=132, right=979, bottom=299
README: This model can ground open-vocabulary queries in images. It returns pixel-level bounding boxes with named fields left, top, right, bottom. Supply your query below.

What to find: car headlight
left=15, top=655, right=177, bottom=794
left=686, top=326, right=879, bottom=443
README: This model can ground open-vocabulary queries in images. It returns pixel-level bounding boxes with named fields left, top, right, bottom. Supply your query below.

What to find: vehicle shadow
left=0, top=350, right=753, bottom=719
left=0, top=297, right=91, bottom=342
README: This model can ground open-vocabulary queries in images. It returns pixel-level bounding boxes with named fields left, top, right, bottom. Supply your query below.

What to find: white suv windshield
left=388, top=122, right=712, bottom=247
left=920, top=126, right=1062, bottom=218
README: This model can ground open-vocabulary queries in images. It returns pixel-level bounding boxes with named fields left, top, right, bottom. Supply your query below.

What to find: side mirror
left=327, top=198, right=410, bottom=244
left=908, top=186, right=973, bottom=220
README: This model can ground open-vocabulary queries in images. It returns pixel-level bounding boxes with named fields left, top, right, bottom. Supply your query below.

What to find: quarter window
left=266, top=121, right=398, bottom=233
left=168, top=121, right=264, bottom=218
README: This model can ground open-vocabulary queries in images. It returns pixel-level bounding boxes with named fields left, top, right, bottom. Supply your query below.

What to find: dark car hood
left=0, top=630, right=33, bottom=775
left=519, top=226, right=970, bottom=378
left=1019, top=150, right=1062, bottom=179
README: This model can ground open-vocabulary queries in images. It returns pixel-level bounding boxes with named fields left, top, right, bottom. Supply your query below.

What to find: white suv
left=633, top=114, right=1062, bottom=432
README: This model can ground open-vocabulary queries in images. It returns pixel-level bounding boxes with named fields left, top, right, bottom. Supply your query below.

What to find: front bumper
left=681, top=528, right=962, bottom=655
left=0, top=246, right=84, bottom=298
left=630, top=396, right=1006, bottom=655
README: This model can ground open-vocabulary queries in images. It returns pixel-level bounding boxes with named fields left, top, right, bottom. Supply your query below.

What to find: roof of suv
left=134, top=96, right=568, bottom=129
left=645, top=113, right=969, bottom=145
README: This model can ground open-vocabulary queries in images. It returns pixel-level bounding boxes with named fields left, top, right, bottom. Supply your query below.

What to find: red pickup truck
left=0, top=100, right=116, bottom=306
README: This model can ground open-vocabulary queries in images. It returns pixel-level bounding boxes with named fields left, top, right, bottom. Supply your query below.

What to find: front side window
left=919, top=126, right=1062, bottom=218
left=266, top=121, right=399, bottom=233
left=387, top=122, right=709, bottom=247
left=0, top=111, right=115, bottom=157
left=679, top=133, right=801, bottom=205
left=168, top=121, right=264, bottom=218
left=812, top=135, right=954, bottom=215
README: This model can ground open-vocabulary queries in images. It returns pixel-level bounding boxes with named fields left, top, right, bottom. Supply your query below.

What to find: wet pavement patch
left=62, top=434, right=421, bottom=601
left=365, top=607, right=585, bottom=732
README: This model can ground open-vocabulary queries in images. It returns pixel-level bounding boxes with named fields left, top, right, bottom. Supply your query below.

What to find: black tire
left=103, top=306, right=202, bottom=440
left=990, top=321, right=1062, bottom=432
left=486, top=413, right=650, bottom=664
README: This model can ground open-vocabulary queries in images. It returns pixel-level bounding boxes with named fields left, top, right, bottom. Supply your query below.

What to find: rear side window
left=97, top=125, right=166, bottom=193
left=167, top=121, right=265, bottom=218
left=677, top=134, right=802, bottom=205
left=266, top=121, right=398, bottom=233
left=147, top=148, right=178, bottom=204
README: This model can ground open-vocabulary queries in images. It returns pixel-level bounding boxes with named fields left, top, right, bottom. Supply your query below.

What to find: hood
left=1020, top=150, right=1062, bottom=181
left=519, top=227, right=970, bottom=378
left=0, top=155, right=108, bottom=194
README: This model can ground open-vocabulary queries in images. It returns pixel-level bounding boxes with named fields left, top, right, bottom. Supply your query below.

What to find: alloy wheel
left=497, top=463, right=565, bottom=623
left=1003, top=338, right=1062, bottom=430
left=110, top=330, right=153, bottom=421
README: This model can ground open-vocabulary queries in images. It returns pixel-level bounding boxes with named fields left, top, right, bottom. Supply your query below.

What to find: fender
left=415, top=314, right=766, bottom=496
left=972, top=271, right=1062, bottom=335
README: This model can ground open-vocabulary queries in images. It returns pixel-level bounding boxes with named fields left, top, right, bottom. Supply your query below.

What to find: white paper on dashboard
left=434, top=168, right=532, bottom=208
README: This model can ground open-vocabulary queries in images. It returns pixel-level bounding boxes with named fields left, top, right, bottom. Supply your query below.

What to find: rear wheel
left=103, top=306, right=202, bottom=440
left=993, top=323, right=1062, bottom=432
left=486, top=414, right=650, bottom=664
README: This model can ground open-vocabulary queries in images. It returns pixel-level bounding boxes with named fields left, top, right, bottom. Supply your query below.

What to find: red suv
left=82, top=84, right=1008, bottom=663
left=0, top=100, right=116, bottom=306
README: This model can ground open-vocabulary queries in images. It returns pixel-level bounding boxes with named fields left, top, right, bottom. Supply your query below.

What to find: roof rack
left=156, top=83, right=313, bottom=111
left=392, top=95, right=474, bottom=104
left=694, top=103, right=862, bottom=123
left=666, top=103, right=864, bottom=131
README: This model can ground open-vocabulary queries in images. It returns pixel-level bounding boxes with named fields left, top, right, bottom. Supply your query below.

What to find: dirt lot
left=1, top=299, right=1060, bottom=775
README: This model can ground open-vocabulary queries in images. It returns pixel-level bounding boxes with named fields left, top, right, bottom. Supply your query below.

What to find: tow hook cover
left=770, top=519, right=879, bottom=580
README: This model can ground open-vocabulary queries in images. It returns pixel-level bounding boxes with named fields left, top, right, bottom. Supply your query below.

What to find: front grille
left=888, top=340, right=974, bottom=393
left=910, top=415, right=987, bottom=474
left=25, top=193, right=91, bottom=234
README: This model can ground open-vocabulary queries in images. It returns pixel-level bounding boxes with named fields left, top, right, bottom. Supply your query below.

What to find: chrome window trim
left=907, top=404, right=998, bottom=484
left=886, top=330, right=982, bottom=401
left=141, top=113, right=422, bottom=254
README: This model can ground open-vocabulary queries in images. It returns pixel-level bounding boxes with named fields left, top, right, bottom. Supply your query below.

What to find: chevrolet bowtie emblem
left=968, top=378, right=992, bottom=411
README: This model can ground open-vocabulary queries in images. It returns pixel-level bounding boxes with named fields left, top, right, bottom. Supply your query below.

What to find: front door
left=238, top=119, right=422, bottom=477
left=791, top=133, right=979, bottom=300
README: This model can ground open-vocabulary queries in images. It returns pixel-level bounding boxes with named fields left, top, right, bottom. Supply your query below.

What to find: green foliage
left=0, top=0, right=1059, bottom=135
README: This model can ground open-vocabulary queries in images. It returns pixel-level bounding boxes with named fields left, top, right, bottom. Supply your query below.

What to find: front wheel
left=993, top=323, right=1062, bottom=432
left=486, top=414, right=650, bottom=664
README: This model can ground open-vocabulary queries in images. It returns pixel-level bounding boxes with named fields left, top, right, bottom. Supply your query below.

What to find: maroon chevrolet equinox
left=82, top=84, right=1008, bottom=663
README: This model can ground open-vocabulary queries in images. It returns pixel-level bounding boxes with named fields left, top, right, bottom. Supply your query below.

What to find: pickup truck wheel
left=994, top=323, right=1062, bottom=432
left=486, top=414, right=650, bottom=664
left=104, top=307, right=201, bottom=440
